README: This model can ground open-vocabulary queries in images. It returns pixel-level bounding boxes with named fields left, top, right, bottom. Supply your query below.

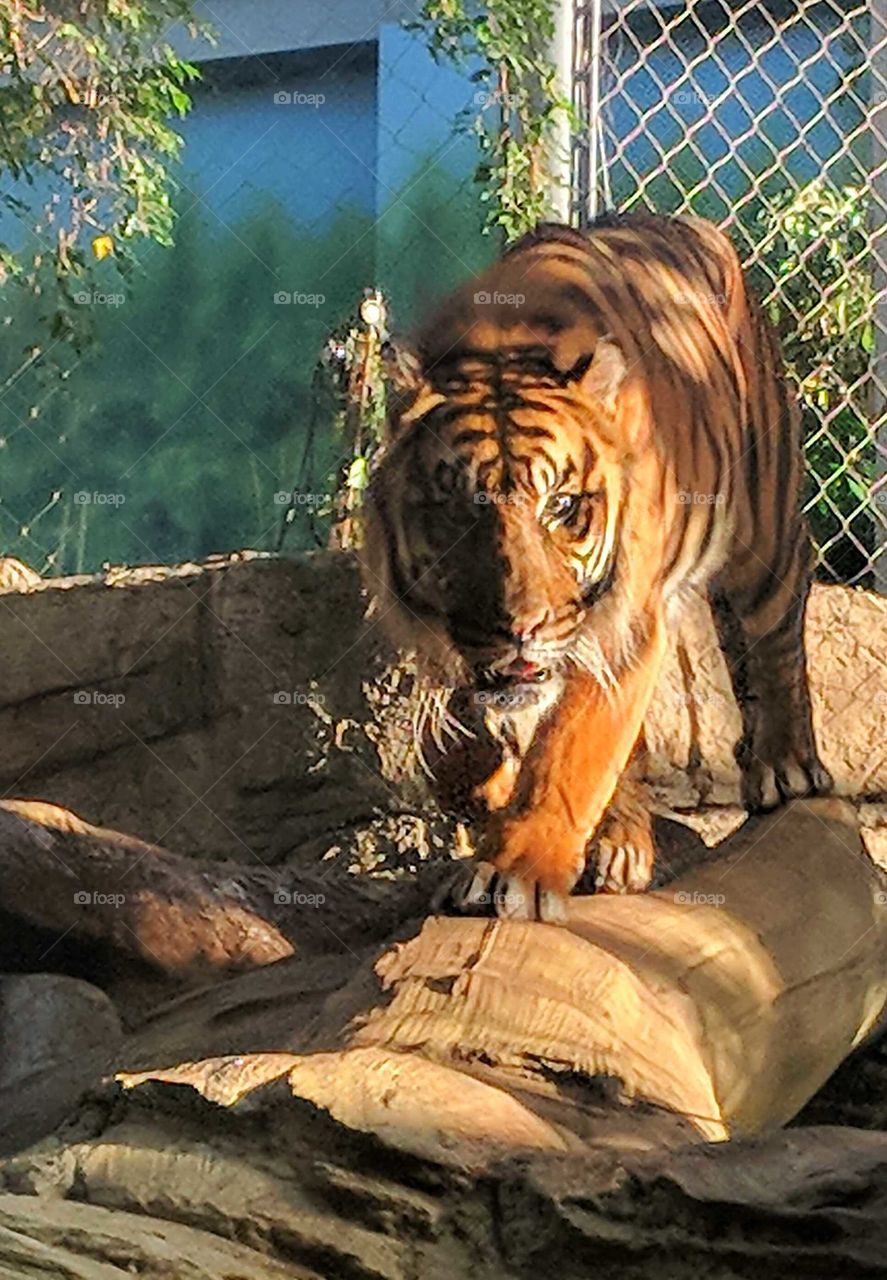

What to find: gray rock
left=0, top=975, right=121, bottom=1156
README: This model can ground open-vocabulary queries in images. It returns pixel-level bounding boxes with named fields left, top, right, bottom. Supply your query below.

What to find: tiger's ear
left=381, top=339, right=431, bottom=437
left=570, top=336, right=627, bottom=412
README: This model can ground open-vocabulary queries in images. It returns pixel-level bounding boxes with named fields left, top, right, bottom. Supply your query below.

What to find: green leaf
left=346, top=456, right=369, bottom=491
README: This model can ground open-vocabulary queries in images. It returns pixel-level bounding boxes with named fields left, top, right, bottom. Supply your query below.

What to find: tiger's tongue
left=498, top=658, right=542, bottom=680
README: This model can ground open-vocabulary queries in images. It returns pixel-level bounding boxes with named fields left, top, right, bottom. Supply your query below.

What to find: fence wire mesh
left=578, top=0, right=887, bottom=585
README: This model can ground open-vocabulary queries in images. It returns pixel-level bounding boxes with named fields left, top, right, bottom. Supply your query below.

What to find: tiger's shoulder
left=506, top=210, right=739, bottom=265
left=416, top=211, right=745, bottom=383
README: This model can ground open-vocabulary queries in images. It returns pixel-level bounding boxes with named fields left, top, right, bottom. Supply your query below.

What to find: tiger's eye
left=544, top=493, right=580, bottom=522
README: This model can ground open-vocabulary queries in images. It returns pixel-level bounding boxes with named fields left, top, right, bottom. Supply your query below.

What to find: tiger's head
left=360, top=242, right=657, bottom=703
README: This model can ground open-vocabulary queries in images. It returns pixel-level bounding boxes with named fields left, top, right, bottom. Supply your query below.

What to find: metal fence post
left=574, top=0, right=605, bottom=226
left=546, top=0, right=578, bottom=223
left=872, top=0, right=887, bottom=591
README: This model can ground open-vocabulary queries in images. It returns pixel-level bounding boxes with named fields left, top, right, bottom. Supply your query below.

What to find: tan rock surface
left=2, top=556, right=887, bottom=1279
left=0, top=552, right=884, bottom=870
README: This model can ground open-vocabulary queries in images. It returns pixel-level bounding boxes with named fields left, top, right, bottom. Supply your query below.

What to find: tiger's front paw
left=434, top=818, right=587, bottom=925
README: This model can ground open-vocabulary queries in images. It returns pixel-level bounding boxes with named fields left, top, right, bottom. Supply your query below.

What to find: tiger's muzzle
left=449, top=621, right=574, bottom=707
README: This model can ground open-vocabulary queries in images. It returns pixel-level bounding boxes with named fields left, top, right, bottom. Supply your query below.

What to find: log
left=0, top=799, right=435, bottom=977
left=0, top=797, right=708, bottom=981
left=117, top=797, right=887, bottom=1160
left=4, top=793, right=886, bottom=1156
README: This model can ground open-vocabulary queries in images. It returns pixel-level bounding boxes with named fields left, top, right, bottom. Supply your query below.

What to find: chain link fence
left=575, top=0, right=887, bottom=586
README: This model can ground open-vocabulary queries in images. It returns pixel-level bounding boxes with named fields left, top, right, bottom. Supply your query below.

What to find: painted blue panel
left=374, top=23, right=493, bottom=321
left=180, top=51, right=378, bottom=225
left=376, top=23, right=481, bottom=195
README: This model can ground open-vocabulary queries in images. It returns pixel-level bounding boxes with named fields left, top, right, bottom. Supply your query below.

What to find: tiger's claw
left=594, top=839, right=654, bottom=894
left=433, top=860, right=571, bottom=924
left=742, top=751, right=833, bottom=813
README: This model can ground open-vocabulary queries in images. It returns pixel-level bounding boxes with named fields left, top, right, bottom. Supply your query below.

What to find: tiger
left=359, top=211, right=832, bottom=924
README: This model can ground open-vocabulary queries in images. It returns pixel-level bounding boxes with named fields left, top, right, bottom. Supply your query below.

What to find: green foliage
left=321, top=168, right=495, bottom=547
left=755, top=183, right=875, bottom=581
left=304, top=165, right=495, bottom=549
left=0, top=1, right=200, bottom=259
left=0, top=199, right=366, bottom=570
left=0, top=0, right=201, bottom=352
left=761, top=184, right=872, bottom=400
left=408, top=1, right=573, bottom=241
left=377, top=157, right=494, bottom=323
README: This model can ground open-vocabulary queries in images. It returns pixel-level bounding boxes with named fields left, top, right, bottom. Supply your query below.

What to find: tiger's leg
left=441, top=730, right=656, bottom=899
left=453, top=615, right=668, bottom=923
left=710, top=545, right=832, bottom=812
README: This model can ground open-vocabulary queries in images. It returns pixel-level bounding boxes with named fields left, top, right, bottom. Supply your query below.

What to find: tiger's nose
left=509, top=610, right=550, bottom=645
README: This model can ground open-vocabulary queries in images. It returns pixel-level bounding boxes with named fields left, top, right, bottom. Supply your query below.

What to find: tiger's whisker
left=441, top=699, right=476, bottom=742
left=428, top=690, right=450, bottom=755
left=412, top=691, right=437, bottom=779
